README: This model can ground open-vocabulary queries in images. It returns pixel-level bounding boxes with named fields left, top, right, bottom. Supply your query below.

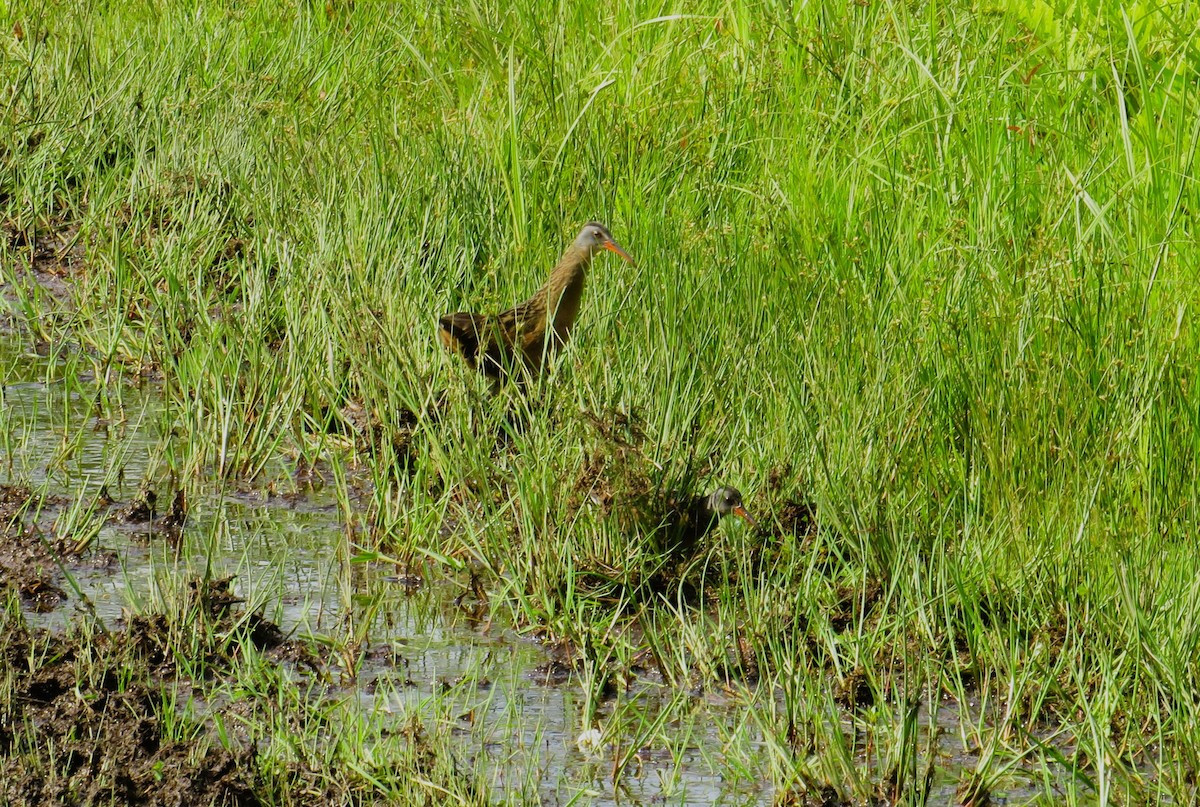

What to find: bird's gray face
left=709, top=486, right=756, bottom=525
left=574, top=222, right=635, bottom=264
left=709, top=486, right=743, bottom=515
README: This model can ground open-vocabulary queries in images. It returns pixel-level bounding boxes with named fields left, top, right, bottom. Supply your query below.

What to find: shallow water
left=0, top=334, right=1076, bottom=805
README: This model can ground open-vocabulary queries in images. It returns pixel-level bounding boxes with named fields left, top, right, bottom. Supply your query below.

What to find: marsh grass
left=3, top=0, right=1200, bottom=803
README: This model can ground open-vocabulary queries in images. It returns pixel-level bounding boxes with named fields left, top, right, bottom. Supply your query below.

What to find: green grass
left=3, top=0, right=1200, bottom=803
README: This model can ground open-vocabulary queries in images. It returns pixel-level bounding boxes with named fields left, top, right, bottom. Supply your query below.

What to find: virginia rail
left=661, top=486, right=757, bottom=557
left=438, top=222, right=634, bottom=386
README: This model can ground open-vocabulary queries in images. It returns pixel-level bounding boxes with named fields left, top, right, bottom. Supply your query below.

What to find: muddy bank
left=0, top=482, right=187, bottom=616
left=0, top=484, right=78, bottom=613
left=0, top=565, right=496, bottom=807
left=0, top=586, right=260, bottom=806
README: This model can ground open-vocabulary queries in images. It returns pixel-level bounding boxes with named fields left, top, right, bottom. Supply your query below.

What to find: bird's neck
left=542, top=247, right=591, bottom=336
left=690, top=494, right=719, bottom=526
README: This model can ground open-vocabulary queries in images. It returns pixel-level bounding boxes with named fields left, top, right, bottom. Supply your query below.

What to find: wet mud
left=0, top=474, right=320, bottom=805
left=0, top=485, right=80, bottom=612
left=0, top=481, right=193, bottom=616
left=0, top=589, right=260, bottom=806
left=2, top=213, right=86, bottom=310
left=0, top=561, right=342, bottom=807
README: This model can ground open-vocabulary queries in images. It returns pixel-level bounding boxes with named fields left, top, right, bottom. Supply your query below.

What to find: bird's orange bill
left=732, top=505, right=757, bottom=526
left=603, top=240, right=636, bottom=265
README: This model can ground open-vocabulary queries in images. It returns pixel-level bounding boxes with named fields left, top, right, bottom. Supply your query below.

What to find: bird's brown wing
left=499, top=293, right=554, bottom=370
left=440, top=289, right=549, bottom=383
left=439, top=312, right=511, bottom=380
left=440, top=312, right=488, bottom=367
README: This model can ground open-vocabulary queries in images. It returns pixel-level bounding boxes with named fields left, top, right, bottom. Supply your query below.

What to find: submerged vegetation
left=2, top=0, right=1199, bottom=803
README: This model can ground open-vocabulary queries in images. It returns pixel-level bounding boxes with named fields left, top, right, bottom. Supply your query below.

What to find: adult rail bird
left=438, top=222, right=634, bottom=387
left=664, top=486, right=757, bottom=557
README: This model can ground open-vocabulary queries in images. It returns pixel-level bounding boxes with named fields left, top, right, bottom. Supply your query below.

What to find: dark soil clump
left=121, top=485, right=158, bottom=523
left=0, top=485, right=81, bottom=612
left=776, top=496, right=818, bottom=541
left=0, top=593, right=260, bottom=807
left=2, top=214, right=86, bottom=308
